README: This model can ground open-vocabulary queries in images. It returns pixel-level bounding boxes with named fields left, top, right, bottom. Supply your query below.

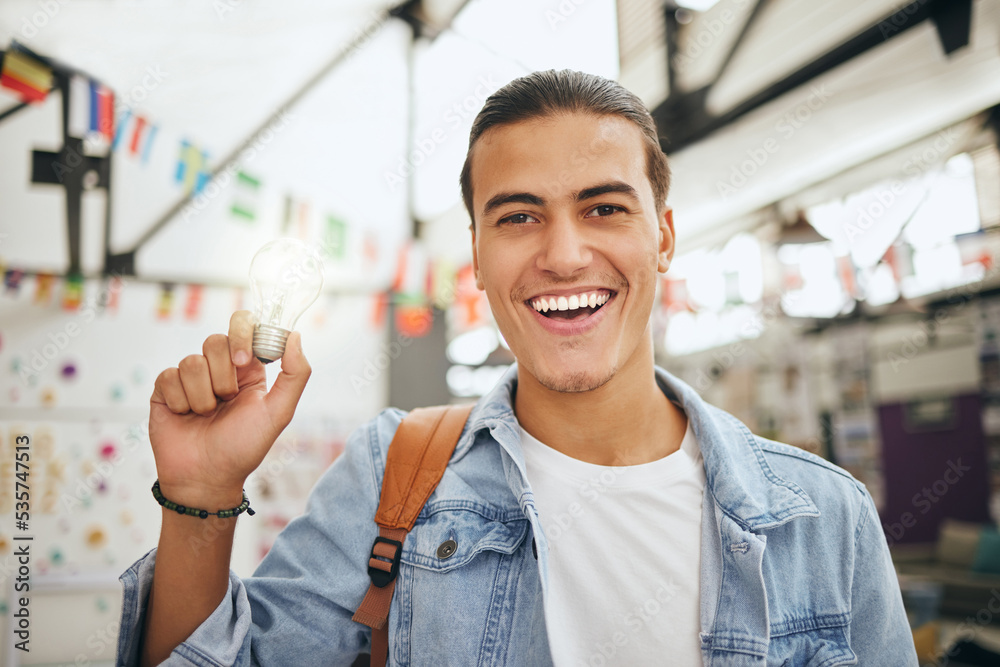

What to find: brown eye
left=499, top=213, right=537, bottom=225
left=587, top=205, right=624, bottom=218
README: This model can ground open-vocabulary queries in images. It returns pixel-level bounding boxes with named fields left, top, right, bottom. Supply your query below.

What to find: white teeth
left=532, top=291, right=612, bottom=313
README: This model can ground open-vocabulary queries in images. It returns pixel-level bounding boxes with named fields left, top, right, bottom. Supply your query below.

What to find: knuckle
left=204, top=333, right=228, bottom=353
left=154, top=367, right=178, bottom=386
left=178, top=354, right=206, bottom=372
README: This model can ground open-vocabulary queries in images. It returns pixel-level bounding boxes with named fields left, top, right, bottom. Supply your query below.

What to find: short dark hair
left=459, top=69, right=671, bottom=225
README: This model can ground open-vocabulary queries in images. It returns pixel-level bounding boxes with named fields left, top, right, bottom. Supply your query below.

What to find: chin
left=534, top=365, right=617, bottom=394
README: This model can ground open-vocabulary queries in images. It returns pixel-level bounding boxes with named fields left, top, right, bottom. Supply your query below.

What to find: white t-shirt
left=520, top=417, right=705, bottom=667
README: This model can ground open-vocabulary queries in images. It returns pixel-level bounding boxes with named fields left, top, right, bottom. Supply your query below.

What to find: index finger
left=228, top=310, right=255, bottom=366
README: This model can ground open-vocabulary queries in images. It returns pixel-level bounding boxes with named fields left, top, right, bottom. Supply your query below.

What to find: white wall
left=0, top=276, right=391, bottom=664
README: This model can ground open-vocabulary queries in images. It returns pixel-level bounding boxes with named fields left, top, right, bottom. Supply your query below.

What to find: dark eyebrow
left=575, top=181, right=641, bottom=203
left=482, top=192, right=546, bottom=217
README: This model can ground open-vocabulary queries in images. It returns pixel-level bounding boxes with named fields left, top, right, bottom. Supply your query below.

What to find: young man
left=121, top=70, right=917, bottom=665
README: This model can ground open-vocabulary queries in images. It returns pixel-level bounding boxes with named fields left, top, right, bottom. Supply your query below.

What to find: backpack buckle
left=367, top=536, right=403, bottom=588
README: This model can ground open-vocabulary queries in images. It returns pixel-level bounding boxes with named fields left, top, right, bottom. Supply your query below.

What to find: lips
left=524, top=288, right=617, bottom=330
left=529, top=289, right=613, bottom=316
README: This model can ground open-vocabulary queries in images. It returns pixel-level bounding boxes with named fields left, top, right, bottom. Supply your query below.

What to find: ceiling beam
left=654, top=0, right=971, bottom=154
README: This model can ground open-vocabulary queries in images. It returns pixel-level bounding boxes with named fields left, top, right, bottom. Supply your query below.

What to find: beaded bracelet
left=151, top=480, right=255, bottom=519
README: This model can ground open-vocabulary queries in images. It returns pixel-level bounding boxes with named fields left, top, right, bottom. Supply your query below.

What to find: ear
left=471, top=225, right=485, bottom=291
left=657, top=206, right=676, bottom=273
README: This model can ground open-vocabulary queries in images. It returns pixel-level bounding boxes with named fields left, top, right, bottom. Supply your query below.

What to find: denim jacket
left=117, top=365, right=917, bottom=666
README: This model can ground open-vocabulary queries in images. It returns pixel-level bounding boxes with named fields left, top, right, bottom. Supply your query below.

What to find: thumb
left=264, top=331, right=311, bottom=427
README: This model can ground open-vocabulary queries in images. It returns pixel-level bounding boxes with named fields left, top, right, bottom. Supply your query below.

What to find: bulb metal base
left=253, top=324, right=290, bottom=364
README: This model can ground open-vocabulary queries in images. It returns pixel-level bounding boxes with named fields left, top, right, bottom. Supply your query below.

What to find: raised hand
left=148, top=310, right=311, bottom=508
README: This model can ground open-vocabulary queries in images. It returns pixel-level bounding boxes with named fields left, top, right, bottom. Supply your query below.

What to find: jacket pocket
left=767, top=614, right=857, bottom=667
left=401, top=500, right=529, bottom=572
left=393, top=502, right=532, bottom=666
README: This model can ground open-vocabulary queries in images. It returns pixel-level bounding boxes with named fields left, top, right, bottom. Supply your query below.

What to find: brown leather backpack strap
left=353, top=524, right=406, bottom=667
left=352, top=404, right=474, bottom=665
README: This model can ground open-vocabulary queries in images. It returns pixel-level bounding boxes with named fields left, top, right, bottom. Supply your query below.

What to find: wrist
left=154, top=480, right=247, bottom=515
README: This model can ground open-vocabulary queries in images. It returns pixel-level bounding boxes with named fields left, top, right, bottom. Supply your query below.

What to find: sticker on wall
left=50, top=546, right=64, bottom=565
left=96, top=596, right=110, bottom=613
left=100, top=441, right=117, bottom=460
left=0, top=600, right=8, bottom=615
left=120, top=509, right=133, bottom=525
left=0, top=533, right=9, bottom=554
left=110, top=382, right=126, bottom=402
left=47, top=458, right=65, bottom=483
left=36, top=558, right=49, bottom=574
left=10, top=356, right=22, bottom=373
left=132, top=365, right=146, bottom=385
left=60, top=360, right=78, bottom=381
left=85, top=525, right=108, bottom=549
left=9, top=387, right=20, bottom=403
left=40, top=386, right=57, bottom=407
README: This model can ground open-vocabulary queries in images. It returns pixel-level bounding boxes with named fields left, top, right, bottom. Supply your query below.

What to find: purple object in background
left=878, top=393, right=991, bottom=544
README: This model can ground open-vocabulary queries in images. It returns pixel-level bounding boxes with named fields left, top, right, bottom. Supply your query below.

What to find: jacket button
left=437, top=539, right=457, bottom=559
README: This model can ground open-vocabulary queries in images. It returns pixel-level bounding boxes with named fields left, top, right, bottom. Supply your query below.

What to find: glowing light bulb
left=249, top=238, right=324, bottom=363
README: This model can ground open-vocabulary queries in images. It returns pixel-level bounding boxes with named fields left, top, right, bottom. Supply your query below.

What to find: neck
left=513, top=340, right=687, bottom=466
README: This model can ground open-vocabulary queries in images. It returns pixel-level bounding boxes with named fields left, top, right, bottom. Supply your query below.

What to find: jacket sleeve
left=116, top=411, right=396, bottom=667
left=848, top=487, right=918, bottom=665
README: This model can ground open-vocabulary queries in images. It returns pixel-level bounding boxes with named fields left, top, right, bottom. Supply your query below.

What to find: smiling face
left=470, top=112, right=675, bottom=394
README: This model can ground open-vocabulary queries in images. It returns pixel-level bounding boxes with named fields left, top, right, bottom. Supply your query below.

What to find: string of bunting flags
left=2, top=227, right=478, bottom=334
left=0, top=259, right=481, bottom=337
left=0, top=44, right=231, bottom=208
left=1, top=266, right=124, bottom=314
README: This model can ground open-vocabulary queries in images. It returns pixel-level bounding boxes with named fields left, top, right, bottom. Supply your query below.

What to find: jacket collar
left=457, top=363, right=819, bottom=532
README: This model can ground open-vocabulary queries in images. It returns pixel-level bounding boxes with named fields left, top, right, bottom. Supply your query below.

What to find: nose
left=536, top=215, right=592, bottom=276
